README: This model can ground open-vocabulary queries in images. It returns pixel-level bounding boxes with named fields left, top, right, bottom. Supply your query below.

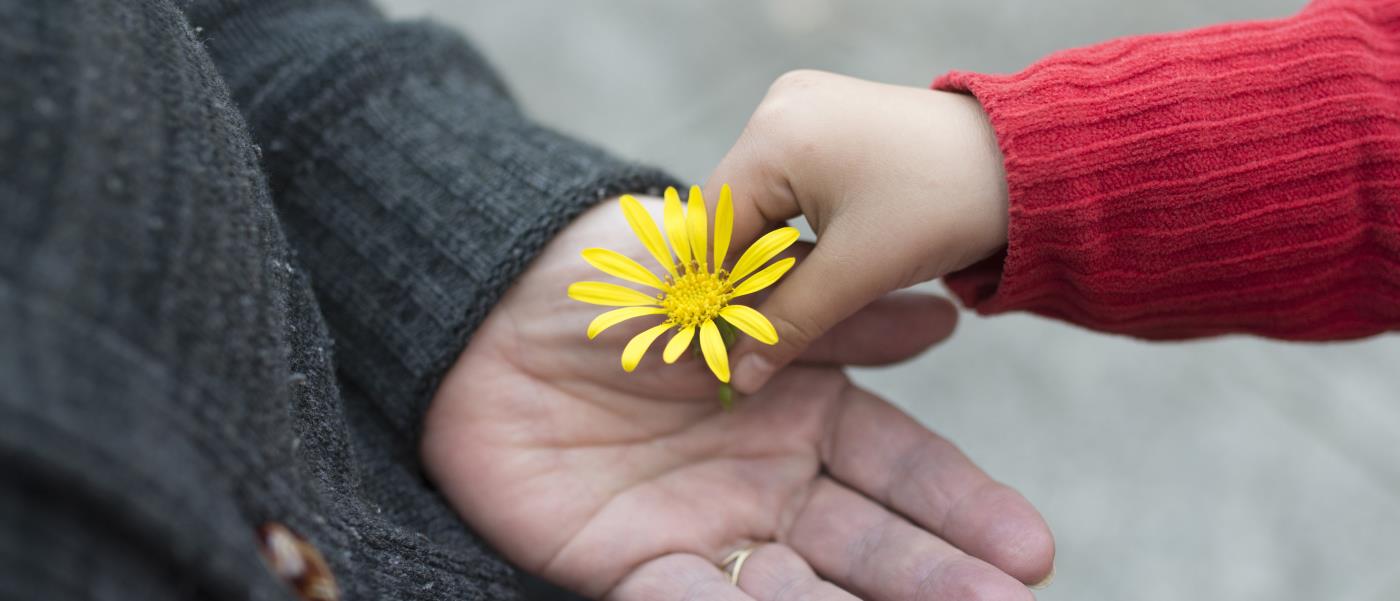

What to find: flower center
left=660, top=262, right=731, bottom=329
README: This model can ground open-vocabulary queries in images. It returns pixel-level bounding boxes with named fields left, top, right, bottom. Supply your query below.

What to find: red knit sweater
left=936, top=0, right=1400, bottom=340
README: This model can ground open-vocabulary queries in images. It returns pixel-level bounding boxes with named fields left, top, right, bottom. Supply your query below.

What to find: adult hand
left=704, top=70, right=1011, bottom=393
left=422, top=197, right=1051, bottom=600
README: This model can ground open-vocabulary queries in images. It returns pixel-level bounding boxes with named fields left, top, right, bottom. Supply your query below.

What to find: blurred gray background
left=377, top=1, right=1398, bottom=599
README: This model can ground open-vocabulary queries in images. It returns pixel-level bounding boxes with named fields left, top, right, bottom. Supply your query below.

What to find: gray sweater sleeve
left=185, top=0, right=676, bottom=436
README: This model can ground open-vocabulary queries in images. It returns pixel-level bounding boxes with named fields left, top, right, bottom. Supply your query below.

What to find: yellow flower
left=568, top=185, right=799, bottom=383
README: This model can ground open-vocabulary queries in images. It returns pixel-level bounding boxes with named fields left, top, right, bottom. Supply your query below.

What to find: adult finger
left=733, top=543, right=860, bottom=601
left=821, top=385, right=1055, bottom=585
left=607, top=553, right=755, bottom=601
left=785, top=478, right=1034, bottom=601
left=795, top=292, right=958, bottom=366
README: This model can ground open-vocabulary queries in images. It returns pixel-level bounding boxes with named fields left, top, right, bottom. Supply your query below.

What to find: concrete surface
left=377, top=1, right=1400, bottom=599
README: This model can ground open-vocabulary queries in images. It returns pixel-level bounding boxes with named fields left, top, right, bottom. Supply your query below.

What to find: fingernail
left=733, top=354, right=773, bottom=393
left=1030, top=565, right=1055, bottom=590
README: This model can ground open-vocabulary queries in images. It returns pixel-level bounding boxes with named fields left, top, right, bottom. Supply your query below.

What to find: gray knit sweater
left=0, top=0, right=672, bottom=599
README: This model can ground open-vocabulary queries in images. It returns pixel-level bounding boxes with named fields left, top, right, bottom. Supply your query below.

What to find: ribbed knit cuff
left=191, top=2, right=678, bottom=436
left=935, top=0, right=1400, bottom=340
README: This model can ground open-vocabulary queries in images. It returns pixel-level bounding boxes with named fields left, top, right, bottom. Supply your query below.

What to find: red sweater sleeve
left=935, top=0, right=1400, bottom=340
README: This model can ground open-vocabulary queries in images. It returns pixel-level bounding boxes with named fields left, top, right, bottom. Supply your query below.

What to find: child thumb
left=729, top=240, right=894, bottom=393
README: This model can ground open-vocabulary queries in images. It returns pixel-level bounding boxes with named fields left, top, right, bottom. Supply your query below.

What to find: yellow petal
left=568, top=281, right=661, bottom=307
left=622, top=323, right=673, bottom=372
left=729, top=226, right=799, bottom=283
left=662, top=326, right=696, bottom=363
left=730, top=257, right=795, bottom=298
left=620, top=195, right=678, bottom=280
left=686, top=185, right=708, bottom=272
left=582, top=248, right=666, bottom=289
left=719, top=305, right=778, bottom=345
left=587, top=306, right=666, bottom=339
left=698, top=320, right=730, bottom=383
left=663, top=187, right=692, bottom=269
left=713, top=184, right=733, bottom=270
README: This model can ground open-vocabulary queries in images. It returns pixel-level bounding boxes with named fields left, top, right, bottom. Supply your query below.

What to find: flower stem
left=715, top=317, right=738, bottom=347
left=718, top=382, right=734, bottom=410
left=715, top=317, right=741, bottom=409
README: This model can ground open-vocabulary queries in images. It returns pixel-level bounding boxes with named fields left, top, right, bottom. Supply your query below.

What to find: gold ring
left=721, top=546, right=758, bottom=586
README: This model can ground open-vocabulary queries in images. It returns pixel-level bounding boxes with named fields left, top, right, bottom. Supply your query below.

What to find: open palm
left=422, top=198, right=1054, bottom=600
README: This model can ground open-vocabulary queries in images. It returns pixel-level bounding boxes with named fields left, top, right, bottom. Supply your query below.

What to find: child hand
left=706, top=70, right=1011, bottom=393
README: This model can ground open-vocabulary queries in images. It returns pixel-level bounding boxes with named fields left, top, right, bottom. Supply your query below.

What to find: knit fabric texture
left=937, top=0, right=1400, bottom=340
left=0, top=0, right=672, bottom=599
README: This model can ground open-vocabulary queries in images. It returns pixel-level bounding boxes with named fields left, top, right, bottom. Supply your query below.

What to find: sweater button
left=257, top=522, right=341, bottom=601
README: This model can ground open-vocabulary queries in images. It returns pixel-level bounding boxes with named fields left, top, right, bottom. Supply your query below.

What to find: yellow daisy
left=568, top=185, right=799, bottom=383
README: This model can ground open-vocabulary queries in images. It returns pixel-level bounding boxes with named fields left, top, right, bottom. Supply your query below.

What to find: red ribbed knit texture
left=935, top=0, right=1400, bottom=340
